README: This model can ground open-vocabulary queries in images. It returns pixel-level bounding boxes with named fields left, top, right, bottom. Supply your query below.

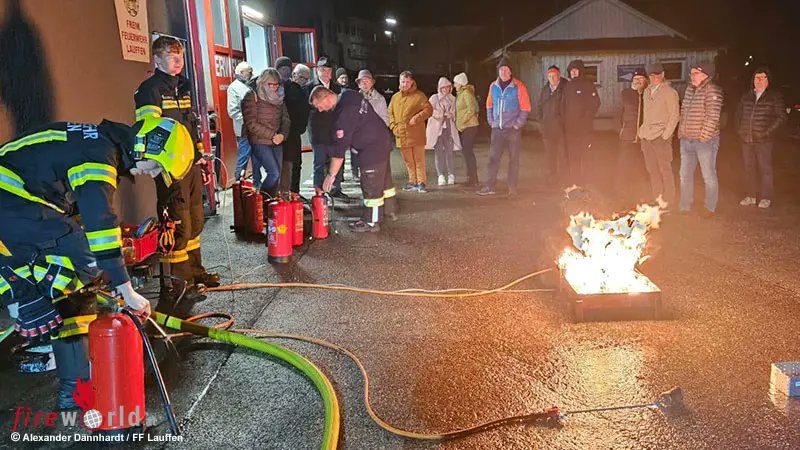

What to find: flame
left=558, top=198, right=666, bottom=294
left=72, top=377, right=95, bottom=411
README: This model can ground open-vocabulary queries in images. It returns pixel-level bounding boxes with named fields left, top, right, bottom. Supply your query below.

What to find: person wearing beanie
left=478, top=58, right=531, bottom=197
left=426, top=77, right=461, bottom=186
left=735, top=66, right=787, bottom=209
left=453, top=72, right=480, bottom=186
left=336, top=67, right=349, bottom=89
left=535, top=65, right=569, bottom=187
left=308, top=56, right=347, bottom=198
left=562, top=59, right=600, bottom=188
left=241, top=68, right=291, bottom=197
left=389, top=70, right=433, bottom=192
left=677, top=61, right=724, bottom=217
left=274, top=56, right=310, bottom=195
left=228, top=61, right=259, bottom=184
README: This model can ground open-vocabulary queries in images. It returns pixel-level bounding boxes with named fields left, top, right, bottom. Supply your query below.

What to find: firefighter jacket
left=134, top=69, right=202, bottom=160
left=333, top=90, right=392, bottom=167
left=0, top=121, right=134, bottom=288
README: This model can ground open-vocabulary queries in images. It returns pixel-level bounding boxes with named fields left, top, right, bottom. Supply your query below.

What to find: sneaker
left=417, top=183, right=428, bottom=193
left=507, top=189, right=519, bottom=197
left=331, top=191, right=351, bottom=200
left=447, top=174, right=455, bottom=185
left=349, top=219, right=380, bottom=233
left=402, top=183, right=418, bottom=191
left=699, top=209, right=715, bottom=219
left=739, top=196, right=757, bottom=206
left=437, top=175, right=446, bottom=186
left=477, top=186, right=496, bottom=196
left=758, top=199, right=771, bottom=209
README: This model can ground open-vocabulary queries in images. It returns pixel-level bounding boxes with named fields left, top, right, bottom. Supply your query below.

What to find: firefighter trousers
left=360, top=158, right=397, bottom=224
left=156, top=164, right=206, bottom=285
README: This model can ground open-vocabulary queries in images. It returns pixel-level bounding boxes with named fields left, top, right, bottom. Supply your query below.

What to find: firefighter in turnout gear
left=0, top=116, right=194, bottom=410
left=134, top=36, right=220, bottom=298
left=310, top=86, right=397, bottom=232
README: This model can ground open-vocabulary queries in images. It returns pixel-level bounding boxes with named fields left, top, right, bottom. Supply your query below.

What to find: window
left=211, top=0, right=228, bottom=46
left=660, top=59, right=686, bottom=81
left=582, top=63, right=601, bottom=85
left=279, top=29, right=316, bottom=65
left=228, top=0, right=243, bottom=51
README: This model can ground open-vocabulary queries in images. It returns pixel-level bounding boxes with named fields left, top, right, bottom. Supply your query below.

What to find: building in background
left=486, top=0, right=722, bottom=129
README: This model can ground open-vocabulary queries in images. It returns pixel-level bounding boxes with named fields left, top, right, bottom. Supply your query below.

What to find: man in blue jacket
left=478, top=58, right=531, bottom=197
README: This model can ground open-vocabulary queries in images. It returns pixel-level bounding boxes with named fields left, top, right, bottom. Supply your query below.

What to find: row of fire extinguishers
left=231, top=180, right=330, bottom=264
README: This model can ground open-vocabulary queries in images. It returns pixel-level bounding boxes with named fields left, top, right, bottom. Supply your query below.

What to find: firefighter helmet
left=133, top=117, right=193, bottom=185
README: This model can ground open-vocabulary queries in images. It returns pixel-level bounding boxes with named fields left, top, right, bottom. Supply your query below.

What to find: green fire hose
left=151, top=311, right=341, bottom=450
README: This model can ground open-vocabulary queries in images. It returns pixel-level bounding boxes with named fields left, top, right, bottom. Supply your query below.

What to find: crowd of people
left=228, top=52, right=789, bottom=228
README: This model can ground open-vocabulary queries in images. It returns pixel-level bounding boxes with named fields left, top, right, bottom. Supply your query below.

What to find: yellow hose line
left=208, top=268, right=553, bottom=299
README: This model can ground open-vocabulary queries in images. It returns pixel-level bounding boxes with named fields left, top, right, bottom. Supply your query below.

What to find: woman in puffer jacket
left=242, top=68, right=291, bottom=197
left=426, top=77, right=462, bottom=186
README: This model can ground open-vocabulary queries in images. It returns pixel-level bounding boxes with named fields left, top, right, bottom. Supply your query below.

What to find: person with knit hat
left=275, top=56, right=310, bottom=195
left=563, top=59, right=600, bottom=188
left=678, top=61, right=724, bottom=217
left=336, top=67, right=350, bottom=89
left=426, top=76, right=461, bottom=186
left=453, top=72, right=480, bottom=187
left=478, top=58, right=531, bottom=197
left=535, top=65, right=569, bottom=187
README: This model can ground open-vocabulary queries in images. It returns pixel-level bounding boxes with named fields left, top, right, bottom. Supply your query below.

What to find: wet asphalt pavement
left=1, top=131, right=800, bottom=449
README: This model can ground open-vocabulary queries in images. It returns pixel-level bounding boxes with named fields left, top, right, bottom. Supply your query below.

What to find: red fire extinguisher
left=267, top=197, right=292, bottom=263
left=231, top=181, right=244, bottom=231
left=311, top=194, right=329, bottom=240
left=244, top=190, right=264, bottom=235
left=89, top=313, right=144, bottom=431
left=290, top=194, right=304, bottom=246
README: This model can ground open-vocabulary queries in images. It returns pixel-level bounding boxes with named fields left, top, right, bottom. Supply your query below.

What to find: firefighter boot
left=51, top=336, right=90, bottom=411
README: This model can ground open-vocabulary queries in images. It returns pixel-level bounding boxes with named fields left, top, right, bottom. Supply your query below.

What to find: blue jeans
left=679, top=137, right=719, bottom=212
left=234, top=136, right=261, bottom=184
left=485, top=128, right=521, bottom=191
left=252, top=144, right=283, bottom=194
left=312, top=143, right=343, bottom=193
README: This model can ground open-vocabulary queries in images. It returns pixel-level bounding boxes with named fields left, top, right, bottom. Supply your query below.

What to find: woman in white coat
left=426, top=77, right=462, bottom=185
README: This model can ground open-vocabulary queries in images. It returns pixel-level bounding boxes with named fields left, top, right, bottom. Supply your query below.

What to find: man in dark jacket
left=535, top=65, right=568, bottom=187
left=308, top=56, right=347, bottom=199
left=616, top=68, right=648, bottom=201
left=276, top=56, right=310, bottom=194
left=134, top=36, right=220, bottom=298
left=310, top=87, right=396, bottom=232
left=735, top=66, right=787, bottom=209
left=563, top=59, right=601, bottom=187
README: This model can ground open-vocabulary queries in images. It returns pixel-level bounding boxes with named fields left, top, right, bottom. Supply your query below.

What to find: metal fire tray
left=559, top=270, right=662, bottom=323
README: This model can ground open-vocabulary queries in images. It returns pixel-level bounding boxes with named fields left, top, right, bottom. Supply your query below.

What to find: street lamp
left=385, top=17, right=397, bottom=26
left=384, top=30, right=393, bottom=37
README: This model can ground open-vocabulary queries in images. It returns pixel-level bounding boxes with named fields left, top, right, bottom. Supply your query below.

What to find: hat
left=497, top=57, right=511, bottom=70
left=645, top=63, right=664, bottom=74
left=336, top=67, right=347, bottom=78
left=632, top=68, right=647, bottom=78
left=356, top=69, right=374, bottom=82
left=275, top=56, right=292, bottom=70
left=693, top=62, right=716, bottom=78
left=453, top=72, right=468, bottom=86
left=316, top=56, right=332, bottom=68
left=546, top=65, right=560, bottom=75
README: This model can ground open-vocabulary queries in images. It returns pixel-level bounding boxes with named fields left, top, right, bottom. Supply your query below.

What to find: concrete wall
left=0, top=0, right=184, bottom=223
left=511, top=48, right=718, bottom=129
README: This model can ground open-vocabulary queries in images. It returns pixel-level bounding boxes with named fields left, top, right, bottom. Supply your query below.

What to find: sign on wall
left=114, top=0, right=150, bottom=62
left=617, top=64, right=645, bottom=82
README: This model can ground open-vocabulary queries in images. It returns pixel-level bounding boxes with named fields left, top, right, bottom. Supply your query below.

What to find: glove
left=16, top=296, right=63, bottom=339
left=114, top=281, right=151, bottom=322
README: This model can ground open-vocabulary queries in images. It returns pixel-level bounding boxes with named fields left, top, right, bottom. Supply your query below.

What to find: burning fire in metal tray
left=558, top=197, right=666, bottom=295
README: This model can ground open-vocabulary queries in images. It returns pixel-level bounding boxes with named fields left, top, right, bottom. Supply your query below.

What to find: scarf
left=258, top=83, right=285, bottom=106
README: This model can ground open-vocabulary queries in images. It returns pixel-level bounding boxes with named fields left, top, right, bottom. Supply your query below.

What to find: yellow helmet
left=133, top=117, right=194, bottom=186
